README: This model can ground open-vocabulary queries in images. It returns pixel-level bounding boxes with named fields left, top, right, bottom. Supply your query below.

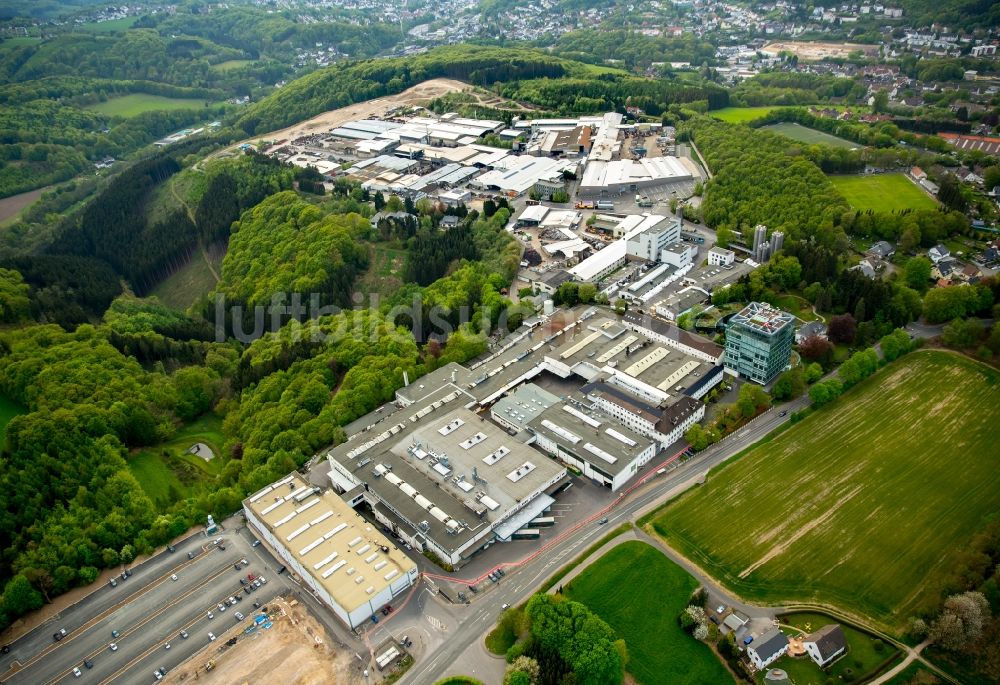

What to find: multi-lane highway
left=1, top=529, right=295, bottom=685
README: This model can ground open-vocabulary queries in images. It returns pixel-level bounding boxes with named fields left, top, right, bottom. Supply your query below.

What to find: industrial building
left=528, top=400, right=657, bottom=491
left=491, top=383, right=561, bottom=433
left=578, top=157, right=699, bottom=195
left=325, top=397, right=567, bottom=567
left=626, top=216, right=682, bottom=261
left=723, top=302, right=795, bottom=384
left=243, top=473, right=418, bottom=629
left=708, top=246, right=736, bottom=267
left=309, top=307, right=724, bottom=564
left=568, top=214, right=670, bottom=282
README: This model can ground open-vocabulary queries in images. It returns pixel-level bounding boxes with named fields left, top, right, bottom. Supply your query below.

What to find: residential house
left=440, top=215, right=460, bottom=230
left=867, top=241, right=895, bottom=260
left=795, top=320, right=828, bottom=344
left=803, top=624, right=848, bottom=667
left=748, top=629, right=790, bottom=670
left=851, top=258, right=878, bottom=279
left=928, top=244, right=950, bottom=264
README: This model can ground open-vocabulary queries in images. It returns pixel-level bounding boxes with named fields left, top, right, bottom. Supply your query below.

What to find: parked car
left=258, top=576, right=267, bottom=585
left=208, top=633, right=216, bottom=642
left=170, top=574, right=178, bottom=581
left=53, top=628, right=67, bottom=641
left=111, top=630, right=120, bottom=638
left=83, top=660, right=93, bottom=669
left=108, top=643, right=117, bottom=652
left=154, top=671, right=163, bottom=681
left=206, top=611, right=213, bottom=620
left=109, top=578, right=117, bottom=587
left=180, top=630, right=188, bottom=639
left=234, top=612, right=245, bottom=621
left=167, top=545, right=175, bottom=553
left=217, top=603, right=226, bottom=612
left=72, top=667, right=81, bottom=677
left=501, top=603, right=510, bottom=611
left=251, top=539, right=261, bottom=547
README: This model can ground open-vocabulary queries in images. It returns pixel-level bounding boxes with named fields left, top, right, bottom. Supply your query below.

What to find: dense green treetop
left=216, top=191, right=369, bottom=308
left=687, top=116, right=849, bottom=245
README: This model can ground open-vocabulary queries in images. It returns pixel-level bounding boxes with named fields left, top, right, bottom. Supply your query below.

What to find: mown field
left=565, top=540, right=734, bottom=685
left=830, top=173, right=938, bottom=213
left=710, top=106, right=796, bottom=123
left=127, top=414, right=225, bottom=509
left=211, top=59, right=254, bottom=72
left=651, top=351, right=1000, bottom=632
left=762, top=121, right=857, bottom=149
left=86, top=93, right=208, bottom=117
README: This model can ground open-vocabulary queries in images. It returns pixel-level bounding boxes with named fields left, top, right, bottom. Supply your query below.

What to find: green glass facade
left=724, top=302, right=794, bottom=385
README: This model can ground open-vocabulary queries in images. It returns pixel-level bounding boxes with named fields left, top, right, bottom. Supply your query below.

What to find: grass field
left=211, top=59, right=253, bottom=72
left=75, top=17, right=137, bottom=32
left=830, top=173, right=938, bottom=213
left=356, top=245, right=408, bottom=299
left=765, top=612, right=899, bottom=685
left=0, top=393, right=26, bottom=447
left=565, top=540, right=734, bottom=685
left=762, top=122, right=857, bottom=149
left=651, top=351, right=1000, bottom=633
left=710, top=106, right=797, bottom=123
left=150, top=242, right=223, bottom=311
left=1, top=36, right=42, bottom=46
left=881, top=662, right=941, bottom=685
left=128, top=414, right=224, bottom=508
left=86, top=94, right=208, bottom=118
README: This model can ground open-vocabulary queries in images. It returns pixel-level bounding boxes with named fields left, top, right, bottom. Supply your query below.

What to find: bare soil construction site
left=163, top=596, right=363, bottom=685
left=249, top=78, right=472, bottom=145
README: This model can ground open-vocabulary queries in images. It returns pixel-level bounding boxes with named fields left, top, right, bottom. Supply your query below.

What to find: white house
left=928, top=244, right=951, bottom=264
left=748, top=629, right=789, bottom=671
left=803, top=624, right=848, bottom=667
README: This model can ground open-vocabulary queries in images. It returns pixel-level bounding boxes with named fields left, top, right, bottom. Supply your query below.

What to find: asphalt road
left=1, top=529, right=296, bottom=685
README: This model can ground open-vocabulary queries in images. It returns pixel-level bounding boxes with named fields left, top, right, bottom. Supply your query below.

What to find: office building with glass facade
left=723, top=302, right=794, bottom=384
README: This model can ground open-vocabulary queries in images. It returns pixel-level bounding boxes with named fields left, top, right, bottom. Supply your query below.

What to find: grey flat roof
left=528, top=401, right=654, bottom=477
left=491, top=383, right=561, bottom=431
left=329, top=404, right=564, bottom=555
left=395, top=363, right=474, bottom=405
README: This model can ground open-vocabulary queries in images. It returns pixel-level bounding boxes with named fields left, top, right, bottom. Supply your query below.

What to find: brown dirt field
left=0, top=185, right=50, bottom=226
left=762, top=41, right=878, bottom=60
left=242, top=78, right=472, bottom=148
left=163, top=597, right=362, bottom=685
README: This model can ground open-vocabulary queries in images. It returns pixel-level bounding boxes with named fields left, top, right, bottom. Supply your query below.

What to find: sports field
left=86, top=94, right=207, bottom=117
left=565, top=540, right=734, bottom=685
left=710, top=106, right=795, bottom=123
left=762, top=122, right=857, bottom=149
left=651, top=351, right=1000, bottom=632
left=830, top=173, right=938, bottom=212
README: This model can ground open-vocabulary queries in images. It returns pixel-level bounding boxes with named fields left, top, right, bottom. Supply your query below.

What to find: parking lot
left=1, top=528, right=295, bottom=685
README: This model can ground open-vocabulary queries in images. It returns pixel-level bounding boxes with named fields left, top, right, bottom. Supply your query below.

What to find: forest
left=238, top=45, right=728, bottom=135
left=541, top=29, right=719, bottom=70
left=684, top=116, right=850, bottom=246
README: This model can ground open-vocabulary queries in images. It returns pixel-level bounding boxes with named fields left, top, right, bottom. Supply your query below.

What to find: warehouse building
left=528, top=401, right=657, bottom=491
left=578, top=157, right=699, bottom=195
left=325, top=395, right=567, bottom=567
left=491, top=383, right=561, bottom=433
left=244, top=473, right=418, bottom=630
left=568, top=214, right=670, bottom=282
